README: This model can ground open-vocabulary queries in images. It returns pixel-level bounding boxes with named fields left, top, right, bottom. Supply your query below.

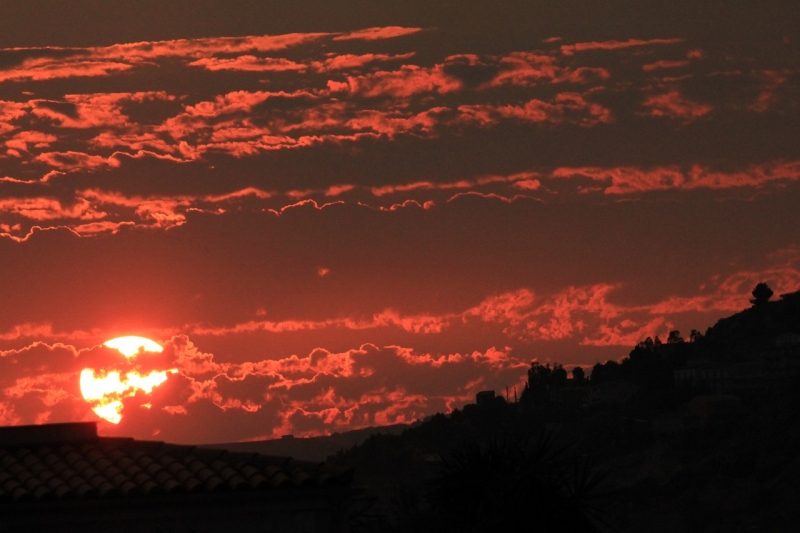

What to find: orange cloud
left=0, top=58, right=132, bottom=83
left=34, top=151, right=121, bottom=171
left=642, top=91, right=712, bottom=122
left=0, top=195, right=105, bottom=221
left=583, top=317, right=670, bottom=346
left=748, top=70, right=789, bottom=112
left=642, top=59, right=691, bottom=72
left=30, top=92, right=174, bottom=129
left=488, top=52, right=558, bottom=87
left=188, top=56, right=307, bottom=72
left=551, top=161, right=800, bottom=194
left=312, top=53, right=416, bottom=72
left=458, top=93, right=612, bottom=127
left=560, top=38, right=683, bottom=55
left=346, top=107, right=447, bottom=137
left=329, top=65, right=461, bottom=98
left=5, top=131, right=57, bottom=152
left=95, top=340, right=528, bottom=440
left=86, top=32, right=330, bottom=62
left=333, top=26, right=422, bottom=41
left=188, top=53, right=417, bottom=73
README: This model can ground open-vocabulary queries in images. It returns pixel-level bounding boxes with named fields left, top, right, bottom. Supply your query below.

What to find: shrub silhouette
left=750, top=282, right=774, bottom=306
left=416, top=433, right=610, bottom=532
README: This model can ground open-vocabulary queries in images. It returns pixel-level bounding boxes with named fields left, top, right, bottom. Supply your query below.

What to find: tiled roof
left=0, top=423, right=351, bottom=503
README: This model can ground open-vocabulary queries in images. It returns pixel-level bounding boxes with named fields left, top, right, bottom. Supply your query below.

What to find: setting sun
left=80, top=336, right=174, bottom=424
left=104, top=336, right=164, bottom=357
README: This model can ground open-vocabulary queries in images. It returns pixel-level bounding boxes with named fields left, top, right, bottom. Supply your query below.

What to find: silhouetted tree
left=590, top=360, right=622, bottom=384
left=750, top=282, right=774, bottom=306
left=637, top=337, right=655, bottom=351
left=572, top=366, right=586, bottom=385
left=521, top=362, right=553, bottom=405
left=421, top=434, right=608, bottom=532
left=689, top=329, right=704, bottom=342
left=667, top=330, right=684, bottom=344
left=551, top=363, right=568, bottom=388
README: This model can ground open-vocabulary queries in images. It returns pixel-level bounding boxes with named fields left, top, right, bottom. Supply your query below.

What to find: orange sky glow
left=0, top=1, right=798, bottom=444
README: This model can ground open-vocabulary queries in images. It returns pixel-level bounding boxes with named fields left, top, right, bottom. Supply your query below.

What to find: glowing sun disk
left=104, top=336, right=164, bottom=357
left=80, top=368, right=172, bottom=424
left=80, top=336, right=174, bottom=424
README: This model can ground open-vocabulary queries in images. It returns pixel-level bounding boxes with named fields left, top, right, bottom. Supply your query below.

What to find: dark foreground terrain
left=325, top=288, right=800, bottom=532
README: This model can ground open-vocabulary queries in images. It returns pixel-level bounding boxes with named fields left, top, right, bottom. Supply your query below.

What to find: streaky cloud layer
left=0, top=4, right=798, bottom=442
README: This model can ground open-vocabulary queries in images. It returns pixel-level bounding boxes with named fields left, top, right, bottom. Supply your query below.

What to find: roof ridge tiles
left=0, top=424, right=353, bottom=503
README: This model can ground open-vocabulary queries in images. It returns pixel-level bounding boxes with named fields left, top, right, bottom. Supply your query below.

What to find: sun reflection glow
left=80, top=336, right=175, bottom=424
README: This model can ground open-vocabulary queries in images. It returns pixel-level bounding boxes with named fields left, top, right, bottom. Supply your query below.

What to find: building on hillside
left=586, top=380, right=638, bottom=406
left=475, top=390, right=496, bottom=406
left=687, top=395, right=743, bottom=427
left=673, top=359, right=732, bottom=391
left=764, top=333, right=800, bottom=379
left=0, top=422, right=355, bottom=533
left=552, top=385, right=588, bottom=406
left=675, top=334, right=800, bottom=393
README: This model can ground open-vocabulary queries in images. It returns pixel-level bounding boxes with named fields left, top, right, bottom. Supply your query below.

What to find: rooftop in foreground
left=0, top=422, right=351, bottom=502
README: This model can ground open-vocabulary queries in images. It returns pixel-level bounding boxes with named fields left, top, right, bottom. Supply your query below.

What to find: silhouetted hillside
left=203, top=423, right=412, bottom=462
left=330, top=285, right=800, bottom=532
left=701, top=289, right=800, bottom=361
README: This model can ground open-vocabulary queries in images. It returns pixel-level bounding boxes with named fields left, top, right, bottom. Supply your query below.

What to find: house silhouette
left=0, top=422, right=354, bottom=532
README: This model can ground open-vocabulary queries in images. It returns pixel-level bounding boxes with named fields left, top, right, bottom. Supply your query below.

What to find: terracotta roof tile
left=0, top=422, right=352, bottom=503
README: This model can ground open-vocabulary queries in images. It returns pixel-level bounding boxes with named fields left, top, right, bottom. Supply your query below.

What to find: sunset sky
left=0, top=1, right=798, bottom=444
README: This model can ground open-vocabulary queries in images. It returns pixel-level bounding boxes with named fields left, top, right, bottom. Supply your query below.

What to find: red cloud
left=189, top=53, right=417, bottom=73
left=649, top=258, right=800, bottom=317
left=90, top=32, right=331, bottom=61
left=488, top=52, right=558, bottom=87
left=203, top=187, right=273, bottom=202
left=0, top=58, right=132, bottom=83
left=34, top=151, right=121, bottom=171
left=583, top=317, right=670, bottom=346
left=560, top=38, right=683, bottom=55
left=458, top=93, right=612, bottom=127
left=0, top=100, right=28, bottom=134
left=31, top=92, right=174, bottom=129
left=312, top=53, right=416, bottom=72
left=94, top=340, right=528, bottom=441
left=188, top=56, right=306, bottom=72
left=189, top=307, right=451, bottom=337
left=551, top=166, right=686, bottom=194
left=553, top=67, right=611, bottom=84
left=0, top=323, right=75, bottom=341
left=0, top=196, right=104, bottom=221
left=551, top=161, right=800, bottom=194
left=642, top=59, right=691, bottom=72
left=0, top=28, right=419, bottom=84
left=159, top=90, right=313, bottom=141
left=642, top=91, right=712, bottom=122
left=748, top=70, right=789, bottom=113
left=333, top=26, right=422, bottom=41
left=370, top=171, right=540, bottom=196
left=5, top=131, right=57, bottom=152
left=325, top=184, right=355, bottom=197
left=0, top=32, right=335, bottom=86
left=330, top=65, right=461, bottom=98
left=90, top=131, right=180, bottom=154
left=345, top=107, right=447, bottom=137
